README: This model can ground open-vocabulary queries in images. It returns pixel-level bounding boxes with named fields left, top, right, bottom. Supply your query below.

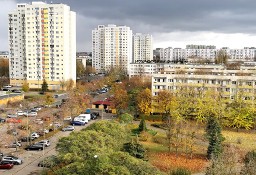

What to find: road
left=0, top=119, right=98, bottom=175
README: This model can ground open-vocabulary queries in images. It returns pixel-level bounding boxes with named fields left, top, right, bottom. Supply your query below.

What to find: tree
left=119, top=113, right=134, bottom=124
left=59, top=80, right=66, bottom=91
left=123, top=142, right=146, bottom=159
left=41, top=79, right=48, bottom=92
left=76, top=60, right=85, bottom=77
left=0, top=58, right=9, bottom=77
left=136, top=88, right=152, bottom=116
left=44, top=93, right=55, bottom=107
left=85, top=65, right=96, bottom=75
left=110, top=83, right=129, bottom=114
left=22, top=82, right=30, bottom=92
left=206, top=115, right=224, bottom=159
left=138, top=118, right=147, bottom=132
left=215, top=49, right=229, bottom=65
left=66, top=79, right=75, bottom=91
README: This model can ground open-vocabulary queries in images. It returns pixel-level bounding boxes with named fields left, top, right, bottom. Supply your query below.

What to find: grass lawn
left=131, top=120, right=256, bottom=174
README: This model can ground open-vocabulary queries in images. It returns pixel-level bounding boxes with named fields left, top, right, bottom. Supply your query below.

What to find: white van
left=78, top=114, right=91, bottom=121
left=73, top=117, right=88, bottom=124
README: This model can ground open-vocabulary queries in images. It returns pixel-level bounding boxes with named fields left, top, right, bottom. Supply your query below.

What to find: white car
left=16, top=111, right=25, bottom=116
left=7, top=114, right=17, bottom=118
left=64, top=116, right=72, bottom=121
left=2, top=156, right=22, bottom=165
left=36, top=140, right=50, bottom=147
left=62, top=125, right=75, bottom=131
left=27, top=112, right=37, bottom=117
left=3, top=85, right=12, bottom=88
left=31, top=132, right=40, bottom=139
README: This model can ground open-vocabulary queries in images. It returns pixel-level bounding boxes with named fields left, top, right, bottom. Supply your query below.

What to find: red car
left=0, top=161, right=14, bottom=169
left=6, top=118, right=22, bottom=123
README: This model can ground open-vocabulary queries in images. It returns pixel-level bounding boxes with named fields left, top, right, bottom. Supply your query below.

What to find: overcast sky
left=1, top=0, right=256, bottom=51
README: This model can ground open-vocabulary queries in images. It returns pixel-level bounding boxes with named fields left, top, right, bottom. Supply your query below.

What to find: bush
left=241, top=150, right=256, bottom=175
left=139, top=131, right=150, bottom=141
left=140, top=114, right=162, bottom=121
left=123, top=142, right=146, bottom=159
left=170, top=168, right=191, bottom=175
left=153, top=135, right=167, bottom=145
left=138, top=118, right=147, bottom=132
left=119, top=113, right=134, bottom=124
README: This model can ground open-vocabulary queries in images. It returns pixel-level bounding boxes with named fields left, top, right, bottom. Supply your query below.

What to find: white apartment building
left=157, top=46, right=256, bottom=63
left=0, top=51, right=9, bottom=59
left=133, top=33, right=153, bottom=62
left=8, top=2, right=76, bottom=90
left=151, top=64, right=256, bottom=100
left=92, top=24, right=132, bottom=74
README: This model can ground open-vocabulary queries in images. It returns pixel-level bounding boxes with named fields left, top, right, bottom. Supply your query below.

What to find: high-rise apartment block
left=92, top=24, right=132, bottom=73
left=133, top=33, right=153, bottom=62
left=8, top=2, right=76, bottom=89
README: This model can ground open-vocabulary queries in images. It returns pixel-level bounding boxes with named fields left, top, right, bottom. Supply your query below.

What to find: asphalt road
left=0, top=119, right=98, bottom=175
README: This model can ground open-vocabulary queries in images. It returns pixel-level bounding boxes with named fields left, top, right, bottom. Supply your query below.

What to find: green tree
left=123, top=142, right=146, bottom=159
left=119, top=113, right=134, bottom=124
left=138, top=118, right=147, bottom=132
left=41, top=79, right=48, bottom=92
left=206, top=115, right=224, bottom=159
left=22, top=82, right=30, bottom=92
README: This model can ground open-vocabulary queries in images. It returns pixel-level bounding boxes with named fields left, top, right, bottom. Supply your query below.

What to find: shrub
left=153, top=135, right=167, bottom=145
left=119, top=113, right=134, bottom=124
left=139, top=131, right=150, bottom=141
left=138, top=118, right=147, bottom=132
left=170, top=168, right=191, bottom=175
left=241, top=150, right=256, bottom=175
left=123, top=142, right=146, bottom=159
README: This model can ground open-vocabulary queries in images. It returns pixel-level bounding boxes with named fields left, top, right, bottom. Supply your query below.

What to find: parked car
left=16, top=111, right=25, bottom=116
left=2, top=156, right=23, bottom=165
left=27, top=112, right=37, bottom=117
left=0, top=161, right=14, bottom=169
left=34, top=106, right=42, bottom=111
left=6, top=118, right=21, bottom=123
left=71, top=121, right=86, bottom=126
left=19, top=137, right=35, bottom=142
left=7, top=114, right=17, bottom=118
left=25, top=144, right=44, bottom=151
left=64, top=116, right=72, bottom=121
left=30, top=132, right=40, bottom=139
left=35, top=140, right=50, bottom=147
left=34, top=118, right=43, bottom=125
left=2, top=88, right=10, bottom=91
left=62, top=125, right=75, bottom=131
left=0, top=118, right=6, bottom=123
left=38, top=155, right=59, bottom=168
left=5, top=141, right=22, bottom=148
left=3, top=85, right=12, bottom=88
left=90, top=113, right=97, bottom=120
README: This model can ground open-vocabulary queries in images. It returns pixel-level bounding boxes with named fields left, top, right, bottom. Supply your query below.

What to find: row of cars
left=0, top=139, right=51, bottom=169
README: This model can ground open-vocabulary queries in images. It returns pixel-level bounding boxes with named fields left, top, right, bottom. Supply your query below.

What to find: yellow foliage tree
left=136, top=88, right=152, bottom=116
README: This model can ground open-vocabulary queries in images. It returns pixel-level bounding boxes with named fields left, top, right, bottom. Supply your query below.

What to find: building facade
left=0, top=51, right=9, bottom=59
left=155, top=46, right=256, bottom=63
left=92, top=24, right=132, bottom=74
left=8, top=2, right=76, bottom=90
left=151, top=64, right=256, bottom=101
left=133, top=33, right=153, bottom=62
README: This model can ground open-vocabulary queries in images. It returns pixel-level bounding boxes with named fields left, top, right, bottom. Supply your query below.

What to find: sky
left=1, top=0, right=256, bottom=51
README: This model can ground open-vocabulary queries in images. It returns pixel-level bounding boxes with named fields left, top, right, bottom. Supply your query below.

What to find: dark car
left=19, top=137, right=35, bottom=142
left=0, top=118, right=6, bottom=123
left=0, top=161, right=14, bottom=169
left=25, top=144, right=44, bottom=151
left=71, top=121, right=85, bottom=126
left=90, top=113, right=97, bottom=120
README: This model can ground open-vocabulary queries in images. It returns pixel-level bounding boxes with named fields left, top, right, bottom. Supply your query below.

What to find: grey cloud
left=4, top=0, right=256, bottom=50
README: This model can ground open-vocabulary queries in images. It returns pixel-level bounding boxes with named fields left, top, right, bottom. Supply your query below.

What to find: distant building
left=133, top=33, right=153, bottom=62
left=8, top=2, right=76, bottom=90
left=76, top=52, right=91, bottom=68
left=92, top=24, right=133, bottom=74
left=0, top=51, right=9, bottom=59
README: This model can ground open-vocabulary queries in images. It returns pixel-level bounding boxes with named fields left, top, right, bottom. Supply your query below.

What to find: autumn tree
left=0, top=58, right=9, bottom=77
left=110, top=84, right=129, bottom=114
left=136, top=88, right=152, bottom=116
left=66, top=79, right=75, bottom=91
left=59, top=80, right=66, bottom=91
left=44, top=93, right=55, bottom=107
left=22, top=82, right=30, bottom=92
left=85, top=65, right=96, bottom=75
left=76, top=60, right=85, bottom=77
